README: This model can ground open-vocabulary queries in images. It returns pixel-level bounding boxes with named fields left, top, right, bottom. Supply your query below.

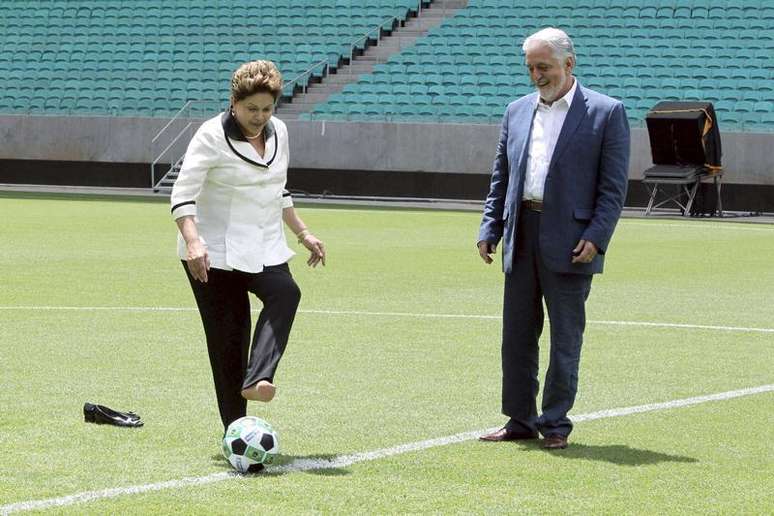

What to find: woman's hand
left=283, top=207, right=325, bottom=268
left=186, top=239, right=210, bottom=282
left=300, top=233, right=326, bottom=267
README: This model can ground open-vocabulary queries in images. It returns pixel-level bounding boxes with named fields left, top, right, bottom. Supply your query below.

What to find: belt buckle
left=525, top=199, right=542, bottom=212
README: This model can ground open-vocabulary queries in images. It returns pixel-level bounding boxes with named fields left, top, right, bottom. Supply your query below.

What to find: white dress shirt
left=170, top=112, right=295, bottom=273
left=523, top=78, right=577, bottom=201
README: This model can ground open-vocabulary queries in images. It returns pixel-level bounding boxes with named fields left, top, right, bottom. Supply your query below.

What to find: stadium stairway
left=276, top=0, right=467, bottom=120
left=304, top=0, right=774, bottom=130
left=0, top=0, right=431, bottom=117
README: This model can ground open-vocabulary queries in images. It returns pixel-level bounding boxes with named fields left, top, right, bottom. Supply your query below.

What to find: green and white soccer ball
left=222, top=416, right=279, bottom=473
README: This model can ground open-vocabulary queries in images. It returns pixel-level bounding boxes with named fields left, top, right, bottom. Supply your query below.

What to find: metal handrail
left=150, top=99, right=223, bottom=188
left=150, top=120, right=193, bottom=187
left=151, top=99, right=223, bottom=144
left=279, top=14, right=401, bottom=96
left=150, top=2, right=424, bottom=186
left=281, top=58, right=330, bottom=97
left=347, top=15, right=402, bottom=73
left=278, top=2, right=427, bottom=101
left=154, top=122, right=193, bottom=164
left=152, top=100, right=194, bottom=144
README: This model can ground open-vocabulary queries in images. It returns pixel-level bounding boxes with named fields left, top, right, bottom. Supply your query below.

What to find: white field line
left=619, top=220, right=774, bottom=232
left=2, top=306, right=774, bottom=334
left=301, top=310, right=774, bottom=335
left=2, top=384, right=772, bottom=515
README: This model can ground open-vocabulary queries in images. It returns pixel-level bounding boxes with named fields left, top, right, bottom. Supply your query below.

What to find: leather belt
left=522, top=199, right=543, bottom=212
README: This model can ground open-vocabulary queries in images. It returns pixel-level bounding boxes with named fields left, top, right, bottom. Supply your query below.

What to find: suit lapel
left=549, top=83, right=587, bottom=169
left=516, top=93, right=538, bottom=177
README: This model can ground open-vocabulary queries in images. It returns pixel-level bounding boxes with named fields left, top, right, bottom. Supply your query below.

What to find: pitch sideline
left=1, top=305, right=773, bottom=334
left=2, top=384, right=772, bottom=515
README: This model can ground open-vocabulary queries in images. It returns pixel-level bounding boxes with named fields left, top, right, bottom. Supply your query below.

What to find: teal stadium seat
left=760, top=111, right=774, bottom=126
left=1, top=0, right=772, bottom=131
left=316, top=0, right=774, bottom=128
left=0, top=0, right=421, bottom=116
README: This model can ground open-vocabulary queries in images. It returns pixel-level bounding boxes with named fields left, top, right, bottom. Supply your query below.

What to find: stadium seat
left=2, top=1, right=772, bottom=132
left=0, top=0, right=421, bottom=117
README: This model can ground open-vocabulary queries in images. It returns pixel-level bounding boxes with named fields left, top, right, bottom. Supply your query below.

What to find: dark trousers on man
left=502, top=207, right=592, bottom=438
left=184, top=262, right=301, bottom=430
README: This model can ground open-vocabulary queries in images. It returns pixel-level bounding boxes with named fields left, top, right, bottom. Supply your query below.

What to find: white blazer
left=170, top=112, right=295, bottom=273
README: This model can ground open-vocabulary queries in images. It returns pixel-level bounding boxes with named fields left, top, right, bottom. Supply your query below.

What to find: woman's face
left=232, top=91, right=275, bottom=136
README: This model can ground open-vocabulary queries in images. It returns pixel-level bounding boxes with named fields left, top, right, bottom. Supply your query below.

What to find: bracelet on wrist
left=296, top=229, right=310, bottom=243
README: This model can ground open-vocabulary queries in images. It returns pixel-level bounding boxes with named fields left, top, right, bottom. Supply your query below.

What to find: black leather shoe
left=84, top=403, right=144, bottom=427
left=479, top=427, right=539, bottom=442
left=542, top=434, right=568, bottom=449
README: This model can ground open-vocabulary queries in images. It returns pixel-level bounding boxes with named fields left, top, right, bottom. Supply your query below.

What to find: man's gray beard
left=536, top=85, right=562, bottom=102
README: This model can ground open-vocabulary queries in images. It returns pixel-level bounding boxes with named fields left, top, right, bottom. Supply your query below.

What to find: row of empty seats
left=0, top=0, right=421, bottom=116
left=0, top=0, right=771, bottom=132
left=309, top=0, right=774, bottom=130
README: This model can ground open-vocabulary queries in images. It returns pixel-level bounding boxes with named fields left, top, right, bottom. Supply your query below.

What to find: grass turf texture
left=0, top=196, right=772, bottom=514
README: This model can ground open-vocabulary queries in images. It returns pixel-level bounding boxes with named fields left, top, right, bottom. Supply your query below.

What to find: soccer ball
left=222, top=416, right=279, bottom=473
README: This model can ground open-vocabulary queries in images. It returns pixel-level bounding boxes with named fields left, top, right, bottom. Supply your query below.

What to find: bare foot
left=241, top=380, right=276, bottom=402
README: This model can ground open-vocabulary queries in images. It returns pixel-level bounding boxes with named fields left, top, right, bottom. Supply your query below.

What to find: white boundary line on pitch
left=2, top=384, right=772, bottom=515
left=2, top=306, right=774, bottom=334
left=619, top=220, right=774, bottom=232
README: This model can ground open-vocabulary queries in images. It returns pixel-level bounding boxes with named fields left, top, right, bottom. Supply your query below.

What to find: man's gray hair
left=523, top=27, right=576, bottom=62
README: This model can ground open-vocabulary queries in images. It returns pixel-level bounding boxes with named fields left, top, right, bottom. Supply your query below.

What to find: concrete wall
left=0, top=115, right=772, bottom=185
left=0, top=115, right=169, bottom=163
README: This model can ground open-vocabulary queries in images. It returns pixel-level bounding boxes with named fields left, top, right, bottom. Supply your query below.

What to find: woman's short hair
left=523, top=27, right=576, bottom=62
left=230, top=60, right=283, bottom=102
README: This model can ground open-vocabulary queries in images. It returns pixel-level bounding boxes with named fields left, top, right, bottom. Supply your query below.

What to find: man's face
left=525, top=43, right=574, bottom=103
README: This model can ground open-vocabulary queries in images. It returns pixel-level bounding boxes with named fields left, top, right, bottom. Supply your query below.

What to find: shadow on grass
left=516, top=441, right=698, bottom=466
left=210, top=453, right=351, bottom=476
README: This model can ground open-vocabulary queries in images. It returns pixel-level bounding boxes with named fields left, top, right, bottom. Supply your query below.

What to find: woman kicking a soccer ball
left=171, top=60, right=326, bottom=430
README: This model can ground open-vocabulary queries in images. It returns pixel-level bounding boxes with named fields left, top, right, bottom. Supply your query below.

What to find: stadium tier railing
left=281, top=59, right=331, bottom=98
left=152, top=12, right=419, bottom=191
left=281, top=12, right=411, bottom=98
left=151, top=99, right=224, bottom=191
left=347, top=15, right=403, bottom=72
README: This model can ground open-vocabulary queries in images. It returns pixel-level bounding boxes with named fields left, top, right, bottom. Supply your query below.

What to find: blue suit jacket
left=478, top=83, right=630, bottom=275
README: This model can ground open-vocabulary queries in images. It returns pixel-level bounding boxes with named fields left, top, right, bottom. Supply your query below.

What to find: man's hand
left=478, top=240, right=496, bottom=264
left=571, top=239, right=598, bottom=264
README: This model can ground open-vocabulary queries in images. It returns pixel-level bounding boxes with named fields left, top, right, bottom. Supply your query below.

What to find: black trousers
left=183, top=262, right=301, bottom=430
left=502, top=208, right=592, bottom=438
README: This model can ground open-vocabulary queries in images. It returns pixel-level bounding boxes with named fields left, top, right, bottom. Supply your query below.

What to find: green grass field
left=1, top=194, right=772, bottom=514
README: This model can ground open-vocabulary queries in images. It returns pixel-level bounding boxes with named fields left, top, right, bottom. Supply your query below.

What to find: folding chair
left=642, top=101, right=724, bottom=217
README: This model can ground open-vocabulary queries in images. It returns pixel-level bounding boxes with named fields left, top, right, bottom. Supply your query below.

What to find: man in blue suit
left=477, top=28, right=630, bottom=449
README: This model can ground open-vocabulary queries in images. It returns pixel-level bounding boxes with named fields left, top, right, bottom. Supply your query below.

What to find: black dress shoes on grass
left=83, top=402, right=144, bottom=428
left=479, top=427, right=539, bottom=442
left=542, top=434, right=568, bottom=449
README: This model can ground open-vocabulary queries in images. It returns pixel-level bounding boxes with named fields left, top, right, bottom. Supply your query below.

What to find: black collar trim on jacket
left=221, top=109, right=278, bottom=168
